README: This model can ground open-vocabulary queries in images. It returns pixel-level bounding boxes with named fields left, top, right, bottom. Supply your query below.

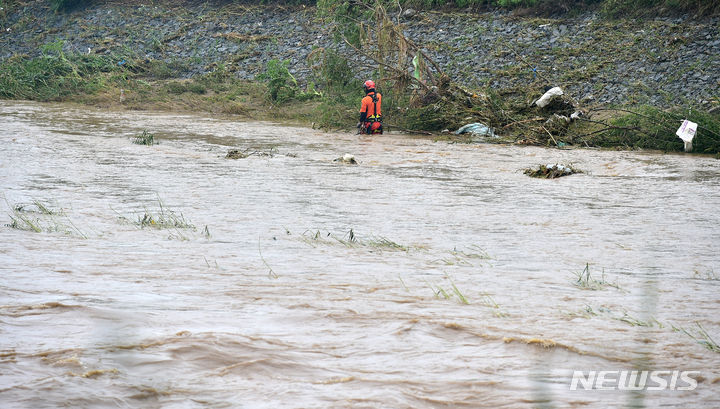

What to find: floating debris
left=334, top=153, right=357, bottom=164
left=226, top=147, right=279, bottom=159
left=226, top=149, right=250, bottom=159
left=524, top=163, right=581, bottom=179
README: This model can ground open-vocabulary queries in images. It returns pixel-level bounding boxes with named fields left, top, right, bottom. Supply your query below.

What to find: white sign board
left=676, top=119, right=697, bottom=143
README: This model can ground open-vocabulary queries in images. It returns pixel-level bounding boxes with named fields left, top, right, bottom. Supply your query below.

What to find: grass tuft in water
left=6, top=199, right=85, bottom=237
left=428, top=281, right=452, bottom=301
left=12, top=200, right=63, bottom=216
left=617, top=311, right=657, bottom=327
left=427, top=274, right=470, bottom=305
left=133, top=130, right=155, bottom=145
left=573, top=263, right=620, bottom=290
left=8, top=211, right=42, bottom=232
left=259, top=238, right=278, bottom=279
left=366, top=236, right=408, bottom=251
left=450, top=281, right=469, bottom=305
left=564, top=304, right=600, bottom=319
left=479, top=293, right=508, bottom=317
left=437, top=245, right=492, bottom=265
left=671, top=322, right=720, bottom=353
left=135, top=199, right=194, bottom=230
left=299, top=228, right=411, bottom=252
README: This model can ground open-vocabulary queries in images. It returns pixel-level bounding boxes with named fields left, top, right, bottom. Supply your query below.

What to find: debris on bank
left=535, top=87, right=564, bottom=108
left=524, top=163, right=581, bottom=179
left=334, top=153, right=357, bottom=164
left=454, top=123, right=496, bottom=138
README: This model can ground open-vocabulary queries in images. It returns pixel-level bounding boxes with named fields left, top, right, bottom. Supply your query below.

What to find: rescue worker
left=357, top=80, right=382, bottom=134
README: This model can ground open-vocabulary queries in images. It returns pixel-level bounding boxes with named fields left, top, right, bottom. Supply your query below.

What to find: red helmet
left=363, top=80, right=375, bottom=90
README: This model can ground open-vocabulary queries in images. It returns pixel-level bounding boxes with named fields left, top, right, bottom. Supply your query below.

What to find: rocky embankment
left=1, top=1, right=718, bottom=107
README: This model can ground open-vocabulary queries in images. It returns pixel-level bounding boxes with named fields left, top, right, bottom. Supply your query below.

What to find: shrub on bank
left=589, top=106, right=720, bottom=154
left=0, top=51, right=119, bottom=100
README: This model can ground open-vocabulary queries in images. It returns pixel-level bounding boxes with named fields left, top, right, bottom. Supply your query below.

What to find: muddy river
left=1, top=101, right=719, bottom=408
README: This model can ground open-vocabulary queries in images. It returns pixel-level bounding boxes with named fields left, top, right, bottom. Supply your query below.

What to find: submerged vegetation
left=672, top=322, right=720, bottom=353
left=572, top=263, right=620, bottom=290
left=570, top=302, right=720, bottom=354
left=135, top=202, right=195, bottom=230
left=115, top=198, right=195, bottom=233
left=428, top=280, right=469, bottom=304
left=299, top=228, right=412, bottom=252
left=5, top=199, right=86, bottom=237
left=133, top=130, right=155, bottom=145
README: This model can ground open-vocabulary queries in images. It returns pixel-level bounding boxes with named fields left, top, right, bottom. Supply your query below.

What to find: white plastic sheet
left=535, top=87, right=563, bottom=108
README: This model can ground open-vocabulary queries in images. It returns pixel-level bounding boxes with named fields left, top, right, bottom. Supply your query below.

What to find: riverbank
left=1, top=1, right=719, bottom=153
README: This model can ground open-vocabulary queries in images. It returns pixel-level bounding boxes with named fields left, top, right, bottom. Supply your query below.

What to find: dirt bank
left=1, top=1, right=718, bottom=107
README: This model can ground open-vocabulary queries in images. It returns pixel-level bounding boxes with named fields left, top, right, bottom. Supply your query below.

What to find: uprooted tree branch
left=315, top=0, right=720, bottom=153
left=316, top=0, right=598, bottom=140
left=317, top=0, right=491, bottom=130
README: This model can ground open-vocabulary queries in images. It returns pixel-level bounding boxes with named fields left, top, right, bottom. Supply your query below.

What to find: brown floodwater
left=1, top=101, right=719, bottom=408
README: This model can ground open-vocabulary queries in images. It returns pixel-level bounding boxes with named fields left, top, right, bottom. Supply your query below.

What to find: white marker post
left=676, top=119, right=698, bottom=152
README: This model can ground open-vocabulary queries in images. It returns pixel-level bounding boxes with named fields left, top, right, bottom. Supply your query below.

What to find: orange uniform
left=360, top=91, right=382, bottom=118
left=359, top=91, right=382, bottom=134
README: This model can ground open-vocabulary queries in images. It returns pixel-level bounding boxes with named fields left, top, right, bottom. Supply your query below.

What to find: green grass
left=366, top=237, right=409, bottom=251
left=137, top=208, right=193, bottom=229
left=6, top=199, right=86, bottom=237
left=427, top=273, right=471, bottom=304
left=672, top=322, right=720, bottom=353
left=119, top=198, right=195, bottom=231
left=0, top=52, right=121, bottom=100
left=299, top=228, right=413, bottom=252
left=133, top=130, right=155, bottom=145
left=616, top=311, right=658, bottom=327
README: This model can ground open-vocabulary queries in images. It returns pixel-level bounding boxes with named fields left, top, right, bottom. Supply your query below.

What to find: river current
left=1, top=101, right=718, bottom=408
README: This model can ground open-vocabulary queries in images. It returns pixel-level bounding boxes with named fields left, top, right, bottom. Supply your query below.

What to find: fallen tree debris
left=524, top=163, right=581, bottom=178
